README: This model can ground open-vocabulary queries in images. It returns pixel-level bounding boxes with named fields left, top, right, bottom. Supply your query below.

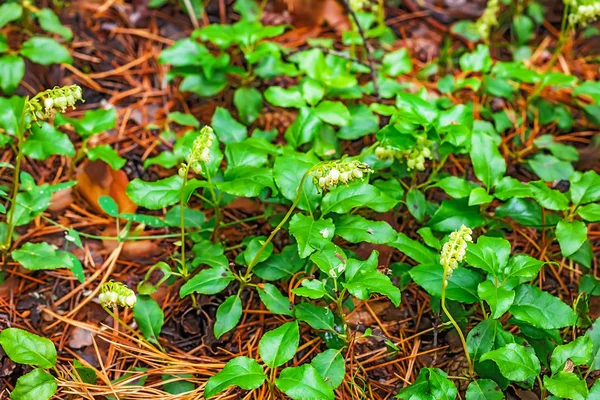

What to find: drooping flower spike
left=179, top=125, right=215, bottom=177
left=375, top=134, right=433, bottom=171
left=25, top=85, right=84, bottom=123
left=310, top=159, right=373, bottom=192
left=98, top=281, right=137, bottom=309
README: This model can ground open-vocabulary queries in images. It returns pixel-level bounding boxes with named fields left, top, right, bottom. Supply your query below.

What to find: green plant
left=0, top=328, right=59, bottom=400
left=0, top=1, right=72, bottom=94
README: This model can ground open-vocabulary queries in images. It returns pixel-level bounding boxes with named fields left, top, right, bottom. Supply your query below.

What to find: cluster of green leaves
left=0, top=328, right=59, bottom=400
left=1, top=0, right=600, bottom=399
left=0, top=2, right=72, bottom=94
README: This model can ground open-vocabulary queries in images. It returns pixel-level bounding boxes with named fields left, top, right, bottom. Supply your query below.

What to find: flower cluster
left=179, top=126, right=215, bottom=177
left=568, top=1, right=600, bottom=27
left=25, top=85, right=83, bottom=123
left=375, top=135, right=433, bottom=171
left=310, top=159, right=373, bottom=192
left=475, top=0, right=500, bottom=40
left=440, top=225, right=473, bottom=277
left=98, top=281, right=137, bottom=309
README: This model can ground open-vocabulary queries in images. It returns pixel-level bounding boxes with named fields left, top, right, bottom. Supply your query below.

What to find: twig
left=340, top=0, right=380, bottom=100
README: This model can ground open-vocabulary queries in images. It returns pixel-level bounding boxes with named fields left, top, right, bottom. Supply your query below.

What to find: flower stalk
left=440, top=225, right=474, bottom=375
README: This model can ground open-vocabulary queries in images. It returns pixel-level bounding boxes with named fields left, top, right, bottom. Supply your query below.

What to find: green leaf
left=314, top=101, right=350, bottom=126
left=259, top=321, right=299, bottom=368
left=292, top=279, right=328, bottom=299
left=0, top=55, right=25, bottom=94
left=284, top=107, right=322, bottom=148
left=495, top=198, right=543, bottom=227
left=214, top=295, right=243, bottom=339
left=494, top=176, right=531, bottom=200
left=577, top=203, right=600, bottom=222
left=275, top=365, right=334, bottom=400
left=12, top=242, right=77, bottom=273
left=204, top=356, right=266, bottom=399
left=470, top=133, right=506, bottom=188
left=480, top=343, right=540, bottom=381
left=10, top=368, right=57, bottom=400
left=409, top=264, right=482, bottom=303
left=289, top=214, right=335, bottom=258
left=428, top=198, right=485, bottom=232
left=396, top=368, right=457, bottom=400
left=179, top=266, right=234, bottom=297
left=55, top=108, right=117, bottom=137
left=478, top=281, right=515, bottom=319
left=234, top=87, right=263, bottom=125
left=133, top=295, right=164, bottom=345
left=126, top=176, right=183, bottom=210
left=466, top=236, right=510, bottom=276
left=544, top=372, right=588, bottom=400
left=20, top=37, right=72, bottom=65
left=321, top=181, right=398, bottom=215
left=264, top=86, right=306, bottom=108
left=570, top=171, right=600, bottom=205
left=435, top=176, right=477, bottom=198
left=390, top=233, right=438, bottom=265
left=556, top=219, right=587, bottom=257
left=528, top=153, right=574, bottom=182
left=254, top=245, right=304, bottom=281
left=407, top=188, right=427, bottom=222
left=0, top=95, right=25, bottom=136
left=0, top=328, right=56, bottom=368
left=73, top=360, right=97, bottom=385
left=550, top=335, right=593, bottom=374
left=529, top=181, right=570, bottom=211
left=343, top=251, right=401, bottom=306
left=301, top=78, right=325, bottom=106
left=294, top=303, right=335, bottom=331
left=36, top=9, right=72, bottom=40
left=167, top=112, right=199, bottom=127
left=0, top=3, right=22, bottom=29
left=382, top=48, right=412, bottom=77
left=257, top=283, right=293, bottom=316
left=337, top=104, right=378, bottom=140
left=469, top=187, right=494, bottom=206
left=460, top=44, right=492, bottom=73
left=87, top=145, right=126, bottom=170
left=510, top=284, right=576, bottom=329
left=22, top=121, right=75, bottom=159
left=217, top=166, right=275, bottom=197
left=465, top=379, right=504, bottom=400
left=504, top=254, right=545, bottom=282
left=161, top=374, right=194, bottom=395
left=311, top=349, right=344, bottom=389
left=334, top=214, right=396, bottom=244
left=467, top=319, right=503, bottom=361
left=585, top=317, right=600, bottom=371
left=211, top=107, right=247, bottom=143
left=273, top=150, right=321, bottom=212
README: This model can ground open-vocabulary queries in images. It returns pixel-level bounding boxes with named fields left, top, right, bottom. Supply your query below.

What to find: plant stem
left=243, top=168, right=313, bottom=281
left=103, top=306, right=165, bottom=352
left=441, top=268, right=473, bottom=376
left=2, top=120, right=26, bottom=251
left=179, top=165, right=191, bottom=278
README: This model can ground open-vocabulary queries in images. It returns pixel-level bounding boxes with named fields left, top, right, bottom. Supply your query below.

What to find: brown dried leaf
left=76, top=160, right=137, bottom=215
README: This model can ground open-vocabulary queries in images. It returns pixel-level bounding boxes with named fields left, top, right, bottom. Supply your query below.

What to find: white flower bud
left=125, top=294, right=137, bottom=308
left=352, top=169, right=363, bottom=179
left=44, top=98, right=54, bottom=111
left=328, top=168, right=340, bottom=181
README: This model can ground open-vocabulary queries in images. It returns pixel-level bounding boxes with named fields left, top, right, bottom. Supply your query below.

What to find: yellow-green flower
left=179, top=126, right=215, bottom=177
left=99, top=281, right=136, bottom=309
left=25, top=85, right=84, bottom=123
left=310, top=159, right=372, bottom=192
left=440, top=225, right=473, bottom=277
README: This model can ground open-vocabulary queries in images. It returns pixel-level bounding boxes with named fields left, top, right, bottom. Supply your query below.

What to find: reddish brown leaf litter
left=0, top=1, right=599, bottom=399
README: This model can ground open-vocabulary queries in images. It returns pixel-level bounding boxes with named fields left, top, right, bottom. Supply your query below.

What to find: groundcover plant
left=0, top=0, right=599, bottom=399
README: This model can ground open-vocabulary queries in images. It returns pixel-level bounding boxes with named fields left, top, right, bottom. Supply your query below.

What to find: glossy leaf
left=214, top=295, right=243, bottom=339
left=204, top=356, right=266, bottom=398
left=133, top=295, right=164, bottom=345
left=179, top=266, right=234, bottom=297
left=259, top=321, right=299, bottom=368
left=480, top=343, right=540, bottom=381
left=275, top=365, right=334, bottom=400
left=510, top=285, right=576, bottom=329
left=0, top=328, right=56, bottom=368
left=10, top=368, right=57, bottom=400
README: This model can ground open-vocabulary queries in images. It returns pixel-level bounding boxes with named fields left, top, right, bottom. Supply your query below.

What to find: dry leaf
left=76, top=160, right=137, bottom=215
